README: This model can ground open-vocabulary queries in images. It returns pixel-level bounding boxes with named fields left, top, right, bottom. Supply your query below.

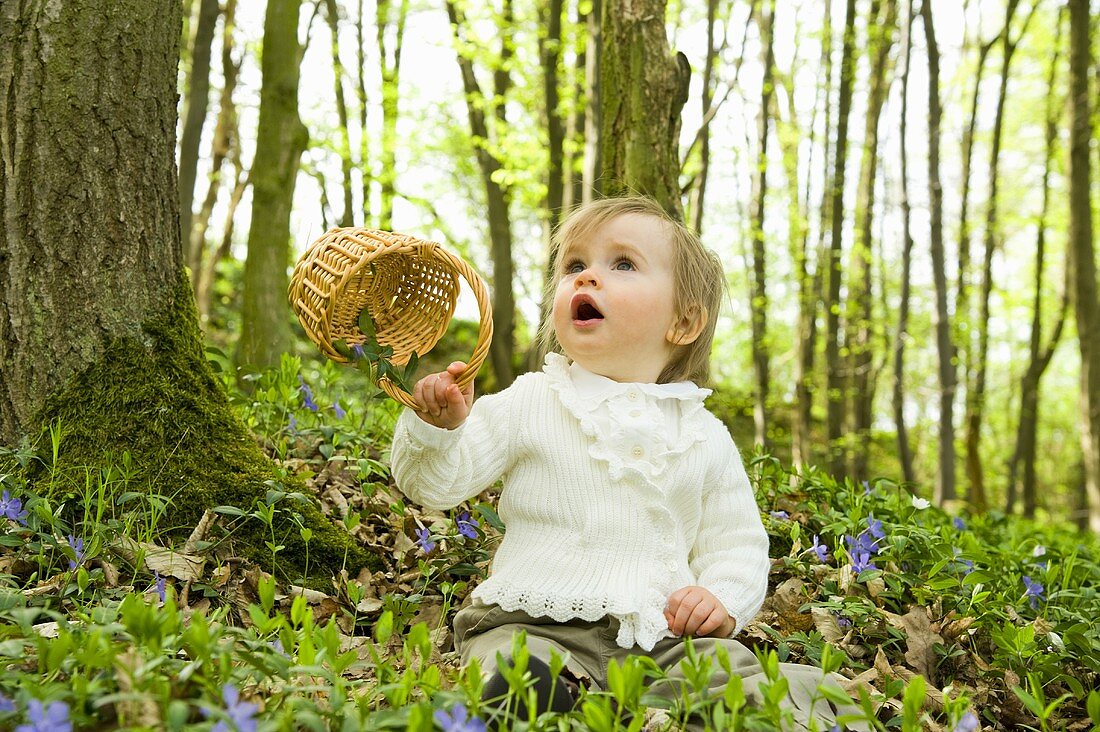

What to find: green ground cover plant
left=0, top=356, right=1097, bottom=731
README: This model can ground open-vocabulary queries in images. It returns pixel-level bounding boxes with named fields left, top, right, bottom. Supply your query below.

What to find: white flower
left=1032, top=545, right=1046, bottom=557
left=911, top=496, right=931, bottom=510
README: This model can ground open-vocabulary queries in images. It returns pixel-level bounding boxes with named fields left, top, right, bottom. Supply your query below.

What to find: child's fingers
left=671, top=592, right=702, bottom=636
left=695, top=606, right=728, bottom=637
left=683, top=597, right=715, bottom=636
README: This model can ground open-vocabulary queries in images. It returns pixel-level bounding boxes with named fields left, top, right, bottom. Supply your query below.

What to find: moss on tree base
left=15, top=274, right=375, bottom=585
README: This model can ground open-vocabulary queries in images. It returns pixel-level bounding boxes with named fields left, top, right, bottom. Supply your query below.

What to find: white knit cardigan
left=390, top=353, right=770, bottom=651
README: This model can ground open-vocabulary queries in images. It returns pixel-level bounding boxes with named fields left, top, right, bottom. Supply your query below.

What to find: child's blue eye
left=614, top=259, right=635, bottom=271
left=564, top=260, right=585, bottom=274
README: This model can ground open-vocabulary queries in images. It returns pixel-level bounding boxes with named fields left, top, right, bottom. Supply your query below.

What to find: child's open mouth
left=571, top=294, right=604, bottom=324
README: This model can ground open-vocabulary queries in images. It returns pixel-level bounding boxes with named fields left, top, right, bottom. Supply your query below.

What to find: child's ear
left=666, top=304, right=707, bottom=346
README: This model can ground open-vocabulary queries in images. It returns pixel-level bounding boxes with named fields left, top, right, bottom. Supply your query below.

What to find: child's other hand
left=664, top=586, right=736, bottom=638
left=411, top=361, right=474, bottom=430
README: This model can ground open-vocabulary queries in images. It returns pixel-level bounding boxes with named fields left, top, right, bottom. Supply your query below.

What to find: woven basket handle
left=380, top=246, right=494, bottom=410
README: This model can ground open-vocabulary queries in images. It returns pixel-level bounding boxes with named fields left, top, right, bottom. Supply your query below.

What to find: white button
left=631, top=445, right=644, bottom=457
left=630, top=409, right=643, bottom=418
left=627, top=390, right=639, bottom=401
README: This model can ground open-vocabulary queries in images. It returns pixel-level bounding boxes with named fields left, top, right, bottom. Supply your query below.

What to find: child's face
left=551, top=213, right=684, bottom=383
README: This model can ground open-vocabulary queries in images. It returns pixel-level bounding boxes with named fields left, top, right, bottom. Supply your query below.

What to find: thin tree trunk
left=921, top=0, right=957, bottom=504
left=1008, top=9, right=1067, bottom=517
left=964, top=0, right=1033, bottom=512
left=582, top=0, right=602, bottom=203
left=1067, top=0, right=1100, bottom=532
left=563, top=2, right=588, bottom=213
left=793, top=0, right=834, bottom=471
left=178, top=0, right=219, bottom=270
left=748, top=0, right=776, bottom=448
left=541, top=0, right=566, bottom=231
left=237, top=0, right=308, bottom=369
left=376, top=0, right=409, bottom=230
left=847, top=0, right=898, bottom=481
left=356, top=0, right=372, bottom=226
left=825, top=0, right=858, bottom=476
left=893, top=0, right=917, bottom=485
left=687, top=0, right=722, bottom=235
left=323, top=0, right=354, bottom=227
left=598, top=0, right=690, bottom=216
left=446, top=0, right=515, bottom=387
left=192, top=0, right=240, bottom=322
left=956, top=22, right=1000, bottom=434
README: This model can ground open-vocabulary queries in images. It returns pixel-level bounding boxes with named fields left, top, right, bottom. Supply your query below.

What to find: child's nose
left=574, top=268, right=599, bottom=287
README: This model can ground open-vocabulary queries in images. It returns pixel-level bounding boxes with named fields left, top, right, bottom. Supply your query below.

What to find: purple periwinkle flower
left=866, top=515, right=885, bottom=540
left=953, top=516, right=966, bottom=531
left=298, top=375, right=319, bottom=412
left=835, top=614, right=852, bottom=629
left=844, top=532, right=880, bottom=557
left=270, top=639, right=289, bottom=658
left=952, top=549, right=974, bottom=576
left=153, top=571, right=167, bottom=603
left=202, top=684, right=257, bottom=732
left=862, top=480, right=872, bottom=496
left=287, top=415, right=298, bottom=434
left=351, top=343, right=366, bottom=360
left=0, top=694, right=15, bottom=713
left=0, top=490, right=28, bottom=525
left=15, top=699, right=71, bottom=732
left=332, top=401, right=346, bottom=420
left=851, top=552, right=878, bottom=574
left=953, top=710, right=979, bottom=732
left=1022, top=575, right=1045, bottom=610
left=810, top=535, right=830, bottom=562
left=434, top=703, right=487, bottom=732
left=415, top=527, right=436, bottom=553
left=66, top=536, right=84, bottom=570
left=456, top=511, right=479, bottom=539
left=769, top=510, right=790, bottom=520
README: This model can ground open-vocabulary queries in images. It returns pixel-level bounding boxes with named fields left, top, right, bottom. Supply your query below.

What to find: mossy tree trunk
left=238, top=0, right=308, bottom=370
left=0, top=0, right=369, bottom=580
left=597, top=0, right=690, bottom=218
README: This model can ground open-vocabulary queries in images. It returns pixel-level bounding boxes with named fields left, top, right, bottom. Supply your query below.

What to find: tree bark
left=446, top=0, right=516, bottom=387
left=0, top=0, right=367, bottom=577
left=582, top=0, right=603, bottom=203
left=178, top=0, right=219, bottom=271
left=192, top=0, right=241, bottom=322
left=749, top=0, right=776, bottom=448
left=792, top=0, right=834, bottom=471
left=1007, top=9, right=1067, bottom=518
left=323, top=0, right=355, bottom=228
left=964, top=0, right=1034, bottom=512
left=562, top=1, right=589, bottom=214
left=376, top=0, right=409, bottom=230
left=847, top=0, right=898, bottom=481
left=598, top=0, right=690, bottom=217
left=825, top=0, right=858, bottom=477
left=1067, top=0, right=1100, bottom=532
left=921, top=0, right=957, bottom=504
left=237, top=0, right=309, bottom=369
left=686, top=0, right=722, bottom=235
left=892, top=0, right=916, bottom=485
left=356, top=0, right=372, bottom=226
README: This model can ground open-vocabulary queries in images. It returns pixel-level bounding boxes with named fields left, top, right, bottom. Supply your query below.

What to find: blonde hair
left=537, top=196, right=724, bottom=385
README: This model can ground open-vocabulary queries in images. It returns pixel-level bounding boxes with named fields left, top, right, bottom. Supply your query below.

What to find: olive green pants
left=455, top=601, right=864, bottom=731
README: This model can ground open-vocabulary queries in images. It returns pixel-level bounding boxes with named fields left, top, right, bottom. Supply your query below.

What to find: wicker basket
left=288, top=227, right=493, bottom=409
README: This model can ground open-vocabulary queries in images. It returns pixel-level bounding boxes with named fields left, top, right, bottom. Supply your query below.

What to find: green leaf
left=1012, top=685, right=1045, bottom=717
left=358, top=307, right=376, bottom=338
left=475, top=503, right=505, bottom=531
left=333, top=339, right=353, bottom=359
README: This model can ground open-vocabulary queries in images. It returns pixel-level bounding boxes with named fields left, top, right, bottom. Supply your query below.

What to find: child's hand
left=664, top=586, right=736, bottom=638
left=411, top=361, right=474, bottom=430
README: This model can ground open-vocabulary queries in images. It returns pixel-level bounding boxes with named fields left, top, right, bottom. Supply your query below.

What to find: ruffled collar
left=542, top=353, right=712, bottom=488
left=545, top=353, right=712, bottom=403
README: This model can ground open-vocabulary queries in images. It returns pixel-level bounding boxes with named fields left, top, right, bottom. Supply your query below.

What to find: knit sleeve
left=688, top=440, right=770, bottom=635
left=389, top=383, right=519, bottom=511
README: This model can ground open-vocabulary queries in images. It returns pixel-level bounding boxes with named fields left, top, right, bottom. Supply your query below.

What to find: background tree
left=921, top=0, right=957, bottom=505
left=237, top=0, right=309, bottom=369
left=179, top=0, right=220, bottom=260
left=824, top=0, right=859, bottom=476
left=598, top=0, right=690, bottom=215
left=1067, top=0, right=1100, bottom=530
left=0, top=0, right=365, bottom=576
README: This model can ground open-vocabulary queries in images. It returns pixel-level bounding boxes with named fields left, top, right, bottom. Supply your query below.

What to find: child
left=391, top=196, right=852, bottom=730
